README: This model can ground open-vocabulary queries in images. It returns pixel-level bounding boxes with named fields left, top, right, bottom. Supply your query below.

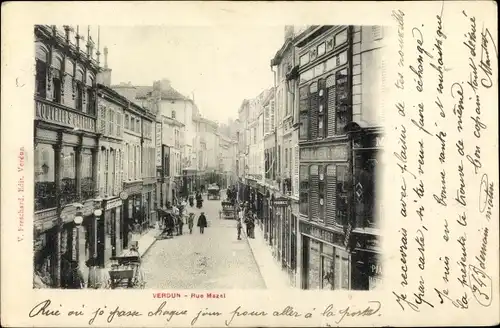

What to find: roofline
left=98, top=83, right=155, bottom=120
left=271, top=39, right=293, bottom=66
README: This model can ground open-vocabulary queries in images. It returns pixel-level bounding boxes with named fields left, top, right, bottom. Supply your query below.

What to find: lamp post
left=73, top=203, right=84, bottom=264
left=93, top=197, right=103, bottom=264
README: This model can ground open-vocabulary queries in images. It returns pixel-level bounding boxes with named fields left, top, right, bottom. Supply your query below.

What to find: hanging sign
left=273, top=197, right=290, bottom=207
left=155, top=122, right=162, bottom=166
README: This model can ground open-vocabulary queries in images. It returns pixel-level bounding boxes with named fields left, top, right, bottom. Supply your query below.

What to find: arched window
left=75, top=68, right=85, bottom=111
left=87, top=74, right=95, bottom=115
left=52, top=55, right=63, bottom=103
left=35, top=44, right=48, bottom=98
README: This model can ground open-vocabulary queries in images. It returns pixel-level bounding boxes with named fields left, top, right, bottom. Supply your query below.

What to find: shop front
left=345, top=123, right=383, bottom=290
left=256, top=184, right=266, bottom=229
left=101, top=197, right=122, bottom=262
left=272, top=196, right=291, bottom=270
left=121, top=180, right=143, bottom=248
left=300, top=221, right=350, bottom=290
left=143, top=177, right=156, bottom=227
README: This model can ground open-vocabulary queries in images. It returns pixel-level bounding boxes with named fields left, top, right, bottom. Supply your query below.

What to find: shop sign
left=369, top=263, right=382, bottom=290
left=35, top=99, right=96, bottom=132
left=35, top=209, right=57, bottom=222
left=300, top=144, right=348, bottom=161
left=353, top=133, right=385, bottom=149
left=155, top=123, right=162, bottom=166
left=71, top=227, right=77, bottom=261
left=105, top=198, right=123, bottom=210
left=119, top=191, right=129, bottom=200
left=300, top=221, right=343, bottom=246
left=123, top=182, right=142, bottom=195
left=273, top=197, right=290, bottom=207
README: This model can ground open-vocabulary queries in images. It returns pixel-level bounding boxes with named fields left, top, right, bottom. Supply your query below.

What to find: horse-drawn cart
left=108, top=255, right=145, bottom=289
left=207, top=185, right=221, bottom=200
left=219, top=201, right=236, bottom=220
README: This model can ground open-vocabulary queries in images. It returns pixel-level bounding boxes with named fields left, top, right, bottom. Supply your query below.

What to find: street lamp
left=93, top=197, right=103, bottom=218
left=73, top=203, right=84, bottom=263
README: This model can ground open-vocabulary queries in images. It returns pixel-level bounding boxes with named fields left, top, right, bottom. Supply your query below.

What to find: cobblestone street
left=142, top=194, right=266, bottom=289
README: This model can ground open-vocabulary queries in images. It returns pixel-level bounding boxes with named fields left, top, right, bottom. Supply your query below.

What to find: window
left=61, top=146, right=77, bottom=205
left=336, top=165, right=348, bottom=225
left=35, top=48, right=48, bottom=98
left=284, top=148, right=288, bottom=170
left=81, top=149, right=93, bottom=199
left=53, top=75, right=62, bottom=103
left=317, top=42, right=326, bottom=57
left=300, top=53, right=310, bottom=66
left=75, top=69, right=84, bottom=111
left=125, top=114, right=129, bottom=129
left=171, top=110, right=176, bottom=119
left=299, top=165, right=309, bottom=215
left=354, top=149, right=378, bottom=228
left=335, top=30, right=348, bottom=45
left=34, top=143, right=56, bottom=211
left=87, top=77, right=95, bottom=115
left=318, top=165, right=325, bottom=222
left=299, top=86, right=309, bottom=140
left=136, top=119, right=140, bottom=134
left=335, top=69, right=349, bottom=134
left=333, top=248, right=350, bottom=289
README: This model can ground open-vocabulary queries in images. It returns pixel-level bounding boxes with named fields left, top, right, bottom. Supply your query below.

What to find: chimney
left=160, top=79, right=171, bottom=90
left=284, top=25, right=294, bottom=41
left=96, top=46, right=112, bottom=87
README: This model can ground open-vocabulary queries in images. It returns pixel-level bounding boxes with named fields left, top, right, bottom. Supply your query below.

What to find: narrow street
left=141, top=192, right=266, bottom=289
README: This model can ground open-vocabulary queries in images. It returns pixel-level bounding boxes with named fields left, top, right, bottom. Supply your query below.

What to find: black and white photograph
left=33, top=24, right=385, bottom=290
left=2, top=1, right=498, bottom=327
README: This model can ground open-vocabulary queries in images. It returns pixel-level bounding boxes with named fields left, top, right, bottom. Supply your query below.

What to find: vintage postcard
left=1, top=1, right=498, bottom=327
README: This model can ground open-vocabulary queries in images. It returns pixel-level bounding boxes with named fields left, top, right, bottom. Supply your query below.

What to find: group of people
left=159, top=198, right=208, bottom=238
left=235, top=201, right=256, bottom=240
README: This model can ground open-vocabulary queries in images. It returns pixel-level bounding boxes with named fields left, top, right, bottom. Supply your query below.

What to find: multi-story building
left=34, top=25, right=101, bottom=287
left=293, top=25, right=385, bottom=290
left=157, top=115, right=185, bottom=205
left=262, top=88, right=276, bottom=240
left=269, top=26, right=300, bottom=286
left=236, top=100, right=250, bottom=202
left=95, top=81, right=126, bottom=268
left=218, top=134, right=238, bottom=188
left=193, top=116, right=220, bottom=186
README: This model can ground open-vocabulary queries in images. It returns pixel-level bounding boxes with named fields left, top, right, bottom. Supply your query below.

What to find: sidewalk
left=122, top=227, right=160, bottom=258
left=243, top=225, right=292, bottom=289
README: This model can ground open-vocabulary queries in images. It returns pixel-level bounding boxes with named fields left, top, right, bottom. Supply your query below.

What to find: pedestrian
left=188, top=213, right=194, bottom=234
left=197, top=212, right=207, bottom=234
left=68, top=261, right=85, bottom=289
left=178, top=215, right=184, bottom=235
left=237, top=219, right=242, bottom=240
left=248, top=216, right=255, bottom=239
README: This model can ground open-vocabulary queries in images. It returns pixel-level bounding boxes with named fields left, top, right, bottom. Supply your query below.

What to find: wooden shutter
left=114, top=149, right=120, bottom=195
left=294, top=146, right=299, bottom=197
left=326, top=75, right=336, bottom=137
left=309, top=82, right=319, bottom=140
left=309, top=164, right=319, bottom=221
left=325, top=164, right=337, bottom=226
left=318, top=79, right=327, bottom=138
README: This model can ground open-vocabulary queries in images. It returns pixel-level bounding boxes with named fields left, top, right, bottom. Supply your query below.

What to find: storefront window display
left=61, top=146, right=77, bottom=205
left=307, top=238, right=321, bottom=289
left=34, top=143, right=56, bottom=211
left=81, top=149, right=94, bottom=199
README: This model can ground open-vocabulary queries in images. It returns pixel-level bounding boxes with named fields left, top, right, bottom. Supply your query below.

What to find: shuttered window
left=293, top=146, right=299, bottom=197
left=309, top=165, right=319, bottom=222
left=325, top=165, right=337, bottom=226
left=354, top=150, right=378, bottom=228
left=336, top=165, right=349, bottom=226
left=326, top=75, right=336, bottom=137
left=309, top=82, right=319, bottom=139
left=335, top=69, right=349, bottom=134
left=299, top=86, right=309, bottom=140
left=318, top=79, right=327, bottom=139
left=318, top=165, right=325, bottom=223
left=299, top=165, right=309, bottom=215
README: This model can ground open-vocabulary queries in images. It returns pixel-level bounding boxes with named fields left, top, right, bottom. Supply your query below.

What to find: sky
left=97, top=26, right=285, bottom=123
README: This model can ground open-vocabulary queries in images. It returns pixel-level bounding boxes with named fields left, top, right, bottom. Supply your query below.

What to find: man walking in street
left=188, top=213, right=194, bottom=234
left=197, top=212, right=207, bottom=234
